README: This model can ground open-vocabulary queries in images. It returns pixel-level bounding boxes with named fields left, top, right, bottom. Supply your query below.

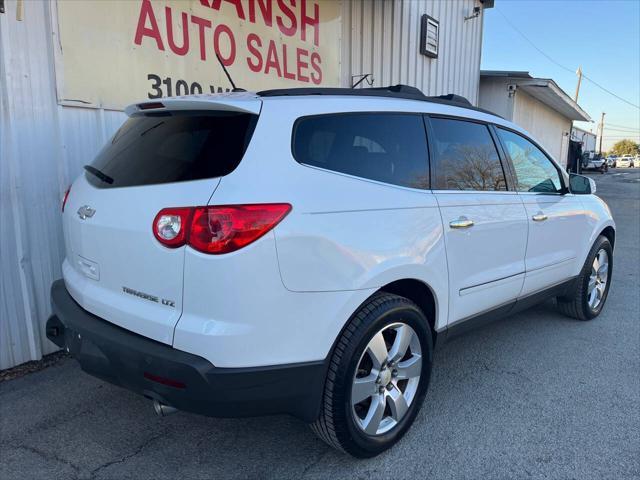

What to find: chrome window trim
left=431, top=189, right=519, bottom=195
left=296, top=163, right=433, bottom=194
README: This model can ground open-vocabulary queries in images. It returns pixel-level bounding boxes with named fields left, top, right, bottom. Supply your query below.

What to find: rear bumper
left=46, top=280, right=325, bottom=422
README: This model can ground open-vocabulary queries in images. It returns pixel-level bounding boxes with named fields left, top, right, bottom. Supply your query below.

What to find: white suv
left=47, top=86, right=615, bottom=457
left=617, top=155, right=634, bottom=168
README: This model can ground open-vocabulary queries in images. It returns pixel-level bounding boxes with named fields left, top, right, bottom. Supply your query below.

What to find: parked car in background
left=635, top=155, right=640, bottom=168
left=606, top=156, right=617, bottom=168
left=616, top=155, right=634, bottom=168
left=582, top=153, right=607, bottom=173
left=46, top=86, right=616, bottom=458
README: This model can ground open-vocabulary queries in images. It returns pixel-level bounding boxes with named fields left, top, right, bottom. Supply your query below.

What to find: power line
left=495, top=9, right=573, bottom=73
left=606, top=122, right=640, bottom=130
left=581, top=74, right=640, bottom=110
left=603, top=124, right=640, bottom=131
left=495, top=8, right=640, bottom=110
left=600, top=136, right=640, bottom=139
left=604, top=127, right=640, bottom=133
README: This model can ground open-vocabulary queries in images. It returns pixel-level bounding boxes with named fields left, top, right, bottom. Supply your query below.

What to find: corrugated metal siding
left=341, top=0, right=485, bottom=104
left=0, top=0, right=125, bottom=369
left=0, top=0, right=485, bottom=369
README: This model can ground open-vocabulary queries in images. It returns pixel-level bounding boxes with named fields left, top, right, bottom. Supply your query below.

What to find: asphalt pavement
left=1, top=168, right=639, bottom=480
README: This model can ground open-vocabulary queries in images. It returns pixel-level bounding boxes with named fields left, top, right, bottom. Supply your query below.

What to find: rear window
left=292, top=113, right=429, bottom=189
left=86, top=111, right=257, bottom=188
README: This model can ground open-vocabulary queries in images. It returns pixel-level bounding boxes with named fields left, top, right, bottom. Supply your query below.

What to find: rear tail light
left=152, top=204, right=291, bottom=254
left=153, top=208, right=193, bottom=248
left=189, top=204, right=292, bottom=254
left=61, top=186, right=71, bottom=212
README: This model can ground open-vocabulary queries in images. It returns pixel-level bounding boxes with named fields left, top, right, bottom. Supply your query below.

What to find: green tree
left=609, top=139, right=640, bottom=156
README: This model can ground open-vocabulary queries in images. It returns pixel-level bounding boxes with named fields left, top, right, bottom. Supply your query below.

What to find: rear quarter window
left=86, top=111, right=257, bottom=188
left=292, top=113, right=429, bottom=189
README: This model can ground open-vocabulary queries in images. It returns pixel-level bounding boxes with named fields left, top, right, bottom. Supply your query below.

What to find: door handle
left=532, top=213, right=548, bottom=222
left=449, top=217, right=474, bottom=229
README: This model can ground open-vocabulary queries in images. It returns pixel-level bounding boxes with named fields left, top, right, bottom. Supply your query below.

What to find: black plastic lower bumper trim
left=47, top=279, right=325, bottom=422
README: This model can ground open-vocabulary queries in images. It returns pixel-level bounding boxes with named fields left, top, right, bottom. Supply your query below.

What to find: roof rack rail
left=256, top=85, right=497, bottom=116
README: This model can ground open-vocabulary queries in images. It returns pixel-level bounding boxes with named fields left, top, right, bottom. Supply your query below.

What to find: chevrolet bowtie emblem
left=77, top=205, right=96, bottom=220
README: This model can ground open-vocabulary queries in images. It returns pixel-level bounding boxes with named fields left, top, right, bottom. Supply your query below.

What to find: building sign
left=54, top=0, right=342, bottom=110
left=419, top=14, right=439, bottom=58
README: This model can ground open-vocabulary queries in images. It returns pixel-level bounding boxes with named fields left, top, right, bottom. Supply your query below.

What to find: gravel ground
left=1, top=168, right=639, bottom=480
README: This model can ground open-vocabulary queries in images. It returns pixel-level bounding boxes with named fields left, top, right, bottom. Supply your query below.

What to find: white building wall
left=0, top=0, right=486, bottom=369
left=341, top=0, right=485, bottom=104
left=0, top=0, right=126, bottom=369
left=572, top=128, right=597, bottom=153
left=478, top=77, right=515, bottom=119
left=513, top=90, right=572, bottom=166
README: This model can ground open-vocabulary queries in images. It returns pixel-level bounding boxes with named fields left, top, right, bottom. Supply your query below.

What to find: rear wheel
left=557, top=235, right=613, bottom=320
left=310, top=293, right=432, bottom=457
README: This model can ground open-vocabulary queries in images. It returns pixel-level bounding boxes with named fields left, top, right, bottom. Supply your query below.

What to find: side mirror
left=569, top=173, right=596, bottom=194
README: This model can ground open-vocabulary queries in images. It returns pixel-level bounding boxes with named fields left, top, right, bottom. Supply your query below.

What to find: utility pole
left=598, top=112, right=606, bottom=154
left=574, top=66, right=583, bottom=102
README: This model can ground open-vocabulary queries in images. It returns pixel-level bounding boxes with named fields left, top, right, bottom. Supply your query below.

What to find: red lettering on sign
left=132, top=0, right=326, bottom=85
left=276, top=0, right=297, bottom=37
left=300, top=0, right=319, bottom=47
left=281, top=44, right=296, bottom=80
left=210, top=0, right=246, bottom=20
left=134, top=0, right=164, bottom=50
left=310, top=52, right=322, bottom=84
left=166, top=7, right=189, bottom=56
left=296, top=48, right=309, bottom=82
left=190, top=15, right=212, bottom=61
left=214, top=24, right=236, bottom=65
left=248, top=0, right=273, bottom=27
left=246, top=33, right=263, bottom=72
left=265, top=40, right=282, bottom=77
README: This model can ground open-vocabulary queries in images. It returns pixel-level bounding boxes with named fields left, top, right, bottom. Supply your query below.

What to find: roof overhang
left=481, top=70, right=532, bottom=79
left=516, top=79, right=591, bottom=122
left=480, top=71, right=592, bottom=122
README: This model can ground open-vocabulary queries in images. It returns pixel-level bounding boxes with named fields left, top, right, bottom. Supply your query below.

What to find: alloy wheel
left=351, top=322, right=422, bottom=435
left=588, top=248, right=609, bottom=309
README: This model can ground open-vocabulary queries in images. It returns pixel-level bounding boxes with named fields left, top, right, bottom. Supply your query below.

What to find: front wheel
left=310, top=293, right=432, bottom=457
left=557, top=235, right=613, bottom=320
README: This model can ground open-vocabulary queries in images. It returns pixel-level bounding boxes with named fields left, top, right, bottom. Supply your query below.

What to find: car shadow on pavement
left=6, top=298, right=629, bottom=480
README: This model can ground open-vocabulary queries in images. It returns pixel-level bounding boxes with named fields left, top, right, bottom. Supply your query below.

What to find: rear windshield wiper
left=84, top=165, right=114, bottom=184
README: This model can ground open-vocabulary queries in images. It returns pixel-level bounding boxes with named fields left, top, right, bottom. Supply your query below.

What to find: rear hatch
left=62, top=96, right=261, bottom=344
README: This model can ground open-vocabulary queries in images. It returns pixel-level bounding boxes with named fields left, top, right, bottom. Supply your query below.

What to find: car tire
left=557, top=235, right=613, bottom=321
left=310, top=292, right=433, bottom=457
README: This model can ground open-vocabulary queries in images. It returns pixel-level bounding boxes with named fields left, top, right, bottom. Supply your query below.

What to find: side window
left=497, top=128, right=563, bottom=193
left=429, top=117, right=507, bottom=191
left=293, top=113, right=429, bottom=189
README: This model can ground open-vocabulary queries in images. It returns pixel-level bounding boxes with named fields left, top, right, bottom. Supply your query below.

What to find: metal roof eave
left=480, top=70, right=532, bottom=79
left=515, top=79, right=592, bottom=122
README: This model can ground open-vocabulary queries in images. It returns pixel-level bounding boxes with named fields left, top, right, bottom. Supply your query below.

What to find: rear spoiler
left=125, top=93, right=262, bottom=116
